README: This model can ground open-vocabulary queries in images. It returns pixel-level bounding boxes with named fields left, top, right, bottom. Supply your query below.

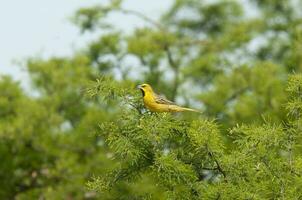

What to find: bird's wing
left=154, top=93, right=176, bottom=105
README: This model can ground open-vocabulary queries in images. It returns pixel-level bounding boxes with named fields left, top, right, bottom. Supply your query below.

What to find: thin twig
left=202, top=167, right=219, bottom=171
left=207, top=148, right=227, bottom=181
left=119, top=8, right=166, bottom=31
left=224, top=87, right=251, bottom=106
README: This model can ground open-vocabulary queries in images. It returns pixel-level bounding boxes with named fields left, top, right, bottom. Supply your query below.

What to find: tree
left=75, top=0, right=302, bottom=199
left=73, top=0, right=302, bottom=128
left=86, top=74, right=302, bottom=199
left=0, top=59, right=115, bottom=199
left=1, top=0, right=302, bottom=199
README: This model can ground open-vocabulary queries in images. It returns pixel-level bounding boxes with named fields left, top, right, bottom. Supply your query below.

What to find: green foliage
left=200, top=62, right=287, bottom=127
left=72, top=0, right=122, bottom=32
left=85, top=75, right=302, bottom=199
left=2, top=0, right=302, bottom=199
left=286, top=74, right=302, bottom=118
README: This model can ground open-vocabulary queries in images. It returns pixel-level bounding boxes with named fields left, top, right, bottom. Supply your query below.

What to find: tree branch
left=224, top=86, right=251, bottom=106
left=201, top=167, right=219, bottom=171
left=118, top=8, right=165, bottom=31
left=207, top=148, right=227, bottom=181
left=115, top=7, right=209, bottom=48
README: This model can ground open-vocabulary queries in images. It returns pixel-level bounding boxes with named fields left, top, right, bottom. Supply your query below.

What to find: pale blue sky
left=0, top=0, right=172, bottom=83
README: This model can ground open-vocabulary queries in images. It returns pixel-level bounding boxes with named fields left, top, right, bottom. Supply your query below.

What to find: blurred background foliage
left=1, top=0, right=302, bottom=199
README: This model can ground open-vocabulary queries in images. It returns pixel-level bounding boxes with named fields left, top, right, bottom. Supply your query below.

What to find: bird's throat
left=140, top=89, right=145, bottom=97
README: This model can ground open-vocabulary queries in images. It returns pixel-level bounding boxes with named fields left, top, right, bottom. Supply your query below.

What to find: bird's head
left=137, top=83, right=153, bottom=97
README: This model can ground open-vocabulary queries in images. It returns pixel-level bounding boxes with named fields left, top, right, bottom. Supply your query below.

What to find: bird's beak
left=137, top=85, right=142, bottom=90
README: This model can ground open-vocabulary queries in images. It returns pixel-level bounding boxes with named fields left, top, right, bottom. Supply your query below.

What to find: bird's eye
left=142, top=85, right=146, bottom=88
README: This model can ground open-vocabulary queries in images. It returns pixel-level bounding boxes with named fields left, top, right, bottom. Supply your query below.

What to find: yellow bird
left=137, top=83, right=200, bottom=113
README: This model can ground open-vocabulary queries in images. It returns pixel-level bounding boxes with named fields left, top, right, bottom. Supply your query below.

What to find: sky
left=0, top=0, right=172, bottom=85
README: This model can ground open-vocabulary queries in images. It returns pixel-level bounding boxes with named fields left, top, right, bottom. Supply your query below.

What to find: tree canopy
left=1, top=0, right=302, bottom=199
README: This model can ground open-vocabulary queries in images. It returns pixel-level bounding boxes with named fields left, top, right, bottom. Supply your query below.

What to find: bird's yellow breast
left=143, top=93, right=161, bottom=112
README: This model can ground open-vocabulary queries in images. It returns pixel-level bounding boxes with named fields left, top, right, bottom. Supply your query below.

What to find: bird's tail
left=167, top=105, right=202, bottom=113
left=181, top=107, right=202, bottom=113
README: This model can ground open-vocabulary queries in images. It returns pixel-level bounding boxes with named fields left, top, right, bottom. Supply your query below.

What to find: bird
left=137, top=83, right=201, bottom=113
